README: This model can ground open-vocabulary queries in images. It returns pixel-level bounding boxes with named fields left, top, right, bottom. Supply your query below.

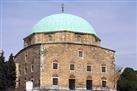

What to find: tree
left=0, top=51, right=6, bottom=90
left=0, top=52, right=16, bottom=90
left=117, top=67, right=137, bottom=91
left=6, top=53, right=16, bottom=88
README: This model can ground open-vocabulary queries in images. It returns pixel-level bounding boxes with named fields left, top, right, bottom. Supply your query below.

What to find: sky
left=0, top=0, right=137, bottom=70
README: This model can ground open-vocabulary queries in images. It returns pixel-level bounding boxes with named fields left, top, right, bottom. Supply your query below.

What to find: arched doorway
left=69, top=75, right=75, bottom=90
left=86, top=76, right=92, bottom=90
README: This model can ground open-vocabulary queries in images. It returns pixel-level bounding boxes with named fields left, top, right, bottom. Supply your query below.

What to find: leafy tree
left=117, top=67, right=137, bottom=91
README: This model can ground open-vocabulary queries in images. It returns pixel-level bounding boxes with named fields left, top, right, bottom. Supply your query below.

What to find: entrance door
left=86, top=80, right=92, bottom=90
left=69, top=79, right=75, bottom=90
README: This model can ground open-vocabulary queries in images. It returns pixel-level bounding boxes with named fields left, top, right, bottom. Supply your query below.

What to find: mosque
left=15, top=7, right=116, bottom=91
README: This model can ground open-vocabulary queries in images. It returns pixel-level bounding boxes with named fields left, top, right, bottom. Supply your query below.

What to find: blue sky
left=0, top=0, right=137, bottom=70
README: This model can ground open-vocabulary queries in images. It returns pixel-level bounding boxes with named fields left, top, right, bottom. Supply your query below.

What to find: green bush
left=117, top=67, right=137, bottom=91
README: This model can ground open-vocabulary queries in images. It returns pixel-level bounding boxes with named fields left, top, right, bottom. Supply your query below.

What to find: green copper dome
left=32, top=13, right=97, bottom=35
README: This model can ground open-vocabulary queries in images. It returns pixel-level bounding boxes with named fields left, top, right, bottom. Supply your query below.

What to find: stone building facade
left=15, top=13, right=116, bottom=91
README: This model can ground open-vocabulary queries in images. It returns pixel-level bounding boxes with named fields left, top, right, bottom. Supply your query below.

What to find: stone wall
left=16, top=32, right=115, bottom=90
left=15, top=44, right=41, bottom=88
left=40, top=43, right=115, bottom=89
left=24, top=31, right=100, bottom=48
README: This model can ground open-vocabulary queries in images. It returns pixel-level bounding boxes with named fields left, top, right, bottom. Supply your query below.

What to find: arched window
left=52, top=74, right=58, bottom=85
left=101, top=77, right=107, bottom=87
left=101, top=64, right=106, bottom=72
left=19, top=64, right=21, bottom=75
left=87, top=65, right=92, bottom=71
left=30, top=60, right=34, bottom=72
left=76, top=34, right=81, bottom=42
left=78, top=50, right=84, bottom=58
left=31, top=64, right=34, bottom=72
left=79, top=51, right=82, bottom=57
left=77, top=35, right=81, bottom=42
left=24, top=66, right=27, bottom=74
left=48, top=35, right=52, bottom=41
left=70, top=64, right=75, bottom=70
left=53, top=62, right=58, bottom=69
left=25, top=53, right=27, bottom=62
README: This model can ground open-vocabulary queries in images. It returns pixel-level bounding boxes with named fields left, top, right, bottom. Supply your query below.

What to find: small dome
left=32, top=13, right=97, bottom=35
